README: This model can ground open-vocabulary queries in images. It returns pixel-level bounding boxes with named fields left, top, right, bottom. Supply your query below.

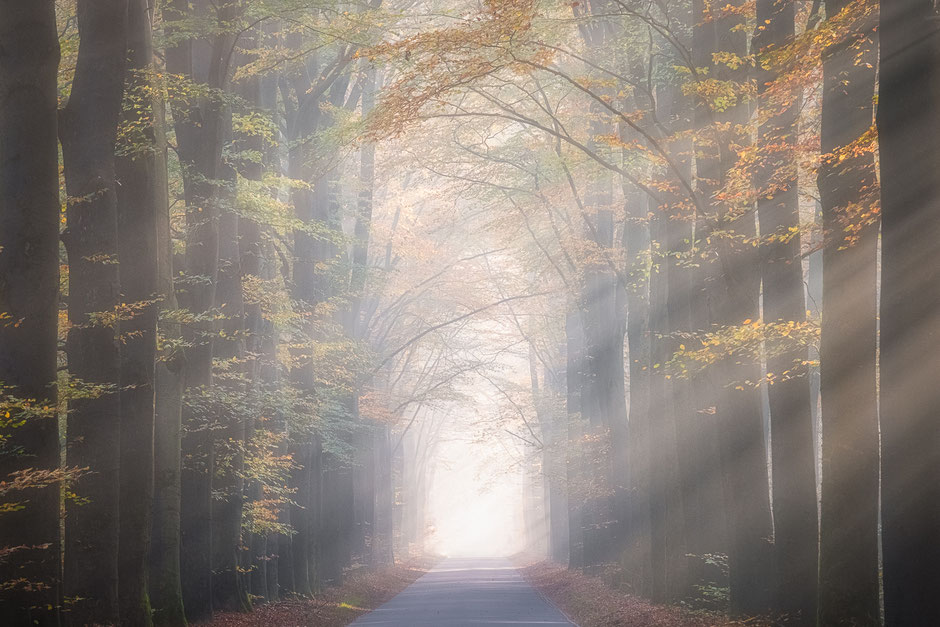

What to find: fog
left=425, top=422, right=525, bottom=558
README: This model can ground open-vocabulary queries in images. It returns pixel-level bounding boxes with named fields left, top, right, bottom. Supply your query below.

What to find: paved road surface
left=350, top=557, right=576, bottom=626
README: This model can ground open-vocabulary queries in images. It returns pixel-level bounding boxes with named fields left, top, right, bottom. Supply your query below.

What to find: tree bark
left=564, top=303, right=585, bottom=571
left=210, top=201, right=251, bottom=613
left=620, top=174, right=652, bottom=598
left=115, top=1, right=161, bottom=623
left=690, top=0, right=731, bottom=595
left=149, top=60, right=187, bottom=626
left=0, top=2, right=62, bottom=623
left=647, top=195, right=687, bottom=604
left=709, top=1, right=775, bottom=615
left=165, top=0, right=236, bottom=618
left=59, top=1, right=129, bottom=623
left=817, top=1, right=880, bottom=624
left=754, top=1, right=818, bottom=622
left=877, top=1, right=940, bottom=624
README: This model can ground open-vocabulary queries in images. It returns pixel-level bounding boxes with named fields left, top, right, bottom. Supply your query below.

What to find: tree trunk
left=351, top=69, right=378, bottom=566
left=165, top=0, right=236, bottom=619
left=647, top=197, right=687, bottom=604
left=59, top=1, right=129, bottom=623
left=708, top=2, right=775, bottom=615
left=210, top=202, right=251, bottom=613
left=373, top=423, right=395, bottom=567
left=620, top=176, right=652, bottom=598
left=817, top=1, right=880, bottom=624
left=0, top=3, right=62, bottom=623
left=660, top=75, right=701, bottom=602
left=287, top=442, right=314, bottom=595
left=690, top=0, right=731, bottom=595
left=284, top=63, right=326, bottom=595
left=877, top=2, right=940, bottom=624
left=564, top=303, right=585, bottom=571
left=115, top=1, right=160, bottom=623
left=754, top=0, right=818, bottom=622
left=149, top=59, right=187, bottom=624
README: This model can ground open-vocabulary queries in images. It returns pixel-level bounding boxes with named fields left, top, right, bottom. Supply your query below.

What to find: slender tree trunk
left=284, top=61, right=329, bottom=594
left=0, top=3, right=61, bottom=623
left=620, top=177, right=652, bottom=598
left=59, top=1, right=129, bottom=623
left=564, top=303, right=585, bottom=571
left=647, top=196, right=687, bottom=604
left=690, top=1, right=732, bottom=595
left=276, top=484, right=295, bottom=595
left=115, top=1, right=161, bottom=623
left=660, top=76, right=701, bottom=602
left=237, top=58, right=274, bottom=605
left=150, top=74, right=187, bottom=626
left=210, top=201, right=251, bottom=612
left=287, top=442, right=313, bottom=595
left=349, top=68, right=378, bottom=567
left=754, top=0, right=818, bottom=622
left=696, top=1, right=776, bottom=615
left=542, top=360, right=570, bottom=565
left=878, top=2, right=940, bottom=624
left=317, top=152, right=354, bottom=585
left=165, top=0, right=236, bottom=618
left=817, top=2, right=880, bottom=624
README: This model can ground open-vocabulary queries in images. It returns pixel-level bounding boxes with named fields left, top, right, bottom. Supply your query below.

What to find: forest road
left=349, top=557, right=577, bottom=626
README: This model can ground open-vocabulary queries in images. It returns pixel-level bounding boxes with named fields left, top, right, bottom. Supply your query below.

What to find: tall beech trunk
left=276, top=477, right=296, bottom=595
left=59, top=1, right=129, bottom=624
left=261, top=321, right=283, bottom=603
left=754, top=0, right=818, bottom=622
left=878, top=2, right=940, bottom=624
left=539, top=356, right=569, bottom=565
left=150, top=46, right=186, bottom=623
left=115, top=1, right=160, bottom=623
left=237, top=61, right=274, bottom=604
left=647, top=194, right=686, bottom=604
left=660, top=76, right=701, bottom=602
left=150, top=103, right=187, bottom=627
left=617, top=56, right=655, bottom=597
left=690, top=0, right=731, bottom=592
left=0, top=3, right=61, bottom=623
left=709, top=1, right=775, bottom=615
left=817, top=2, right=880, bottom=624
left=527, top=341, right=548, bottom=557
left=576, top=16, right=628, bottom=572
left=166, top=0, right=236, bottom=619
left=620, top=175, right=652, bottom=598
left=288, top=443, right=315, bottom=595
left=210, top=202, right=251, bottom=613
left=317, top=82, right=355, bottom=581
left=350, top=69, right=378, bottom=566
left=286, top=204, right=316, bottom=596
left=373, top=422, right=396, bottom=566
left=578, top=208, right=624, bottom=573
left=564, top=303, right=585, bottom=571
left=209, top=52, right=249, bottom=609
left=284, top=59, right=329, bottom=594
left=321, top=464, right=351, bottom=585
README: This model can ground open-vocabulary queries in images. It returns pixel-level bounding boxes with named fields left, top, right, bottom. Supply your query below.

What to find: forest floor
left=518, top=560, right=771, bottom=627
left=204, top=558, right=434, bottom=627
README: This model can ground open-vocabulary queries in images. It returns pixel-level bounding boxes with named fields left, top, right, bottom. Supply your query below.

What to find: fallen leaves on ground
left=205, top=559, right=432, bottom=627
left=518, top=560, right=770, bottom=627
